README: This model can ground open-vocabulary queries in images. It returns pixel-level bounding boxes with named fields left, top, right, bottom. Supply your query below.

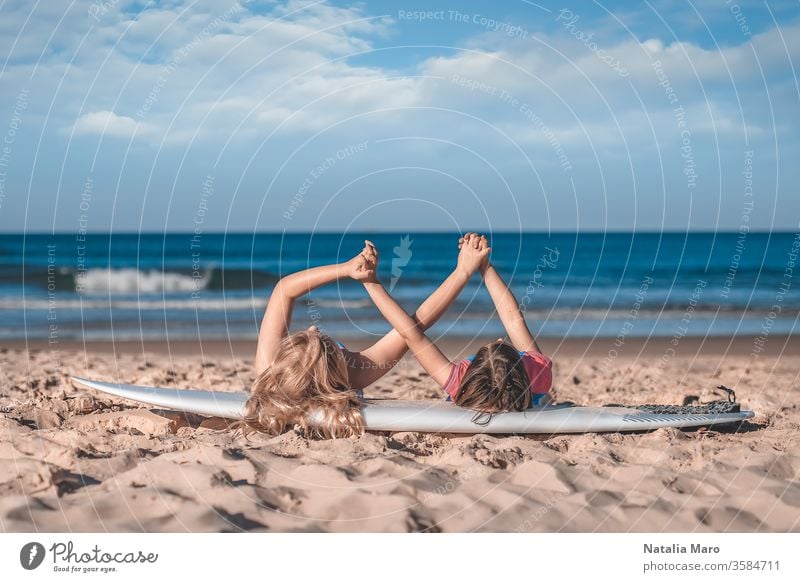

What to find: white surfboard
left=70, top=377, right=754, bottom=434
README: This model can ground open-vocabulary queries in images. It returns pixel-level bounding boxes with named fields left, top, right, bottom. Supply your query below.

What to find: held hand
left=349, top=254, right=378, bottom=282
left=457, top=233, right=491, bottom=276
left=347, top=240, right=379, bottom=282
left=363, top=239, right=378, bottom=269
left=477, top=234, right=490, bottom=274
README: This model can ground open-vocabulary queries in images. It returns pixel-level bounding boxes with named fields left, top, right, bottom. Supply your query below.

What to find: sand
left=0, top=337, right=798, bottom=533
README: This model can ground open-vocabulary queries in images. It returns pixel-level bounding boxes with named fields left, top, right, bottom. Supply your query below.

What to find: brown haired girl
left=361, top=234, right=553, bottom=414
left=243, top=238, right=486, bottom=438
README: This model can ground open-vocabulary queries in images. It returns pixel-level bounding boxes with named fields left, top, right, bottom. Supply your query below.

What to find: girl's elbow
left=272, top=278, right=287, bottom=292
left=272, top=278, right=298, bottom=300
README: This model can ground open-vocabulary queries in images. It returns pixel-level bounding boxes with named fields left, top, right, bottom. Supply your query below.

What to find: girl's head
left=453, top=340, right=531, bottom=412
left=242, top=328, right=364, bottom=438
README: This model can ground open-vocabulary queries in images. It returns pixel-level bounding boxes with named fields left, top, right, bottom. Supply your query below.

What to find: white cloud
left=417, top=18, right=799, bottom=146
left=72, top=110, right=148, bottom=137
left=2, top=0, right=400, bottom=143
left=0, top=0, right=797, bottom=231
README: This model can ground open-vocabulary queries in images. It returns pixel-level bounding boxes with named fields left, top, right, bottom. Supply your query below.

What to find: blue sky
left=0, top=0, right=797, bottom=232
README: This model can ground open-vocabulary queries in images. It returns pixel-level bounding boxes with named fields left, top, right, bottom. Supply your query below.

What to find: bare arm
left=362, top=281, right=453, bottom=387
left=349, top=265, right=471, bottom=388
left=482, top=263, right=543, bottom=354
left=254, top=262, right=352, bottom=374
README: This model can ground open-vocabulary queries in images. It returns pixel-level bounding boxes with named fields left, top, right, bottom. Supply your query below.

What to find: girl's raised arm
left=359, top=242, right=453, bottom=387
left=254, top=248, right=371, bottom=374
left=476, top=239, right=543, bottom=354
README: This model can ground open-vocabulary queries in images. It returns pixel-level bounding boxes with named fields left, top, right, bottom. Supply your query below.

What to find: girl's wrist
left=454, top=264, right=473, bottom=279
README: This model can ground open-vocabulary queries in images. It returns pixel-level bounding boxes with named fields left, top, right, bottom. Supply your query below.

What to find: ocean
left=1, top=232, right=797, bottom=343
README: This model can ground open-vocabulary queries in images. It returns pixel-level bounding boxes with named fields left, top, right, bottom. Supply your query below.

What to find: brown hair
left=240, top=330, right=364, bottom=439
left=453, top=342, right=531, bottom=413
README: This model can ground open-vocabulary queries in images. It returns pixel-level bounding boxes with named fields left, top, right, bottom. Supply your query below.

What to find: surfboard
left=70, top=377, right=754, bottom=434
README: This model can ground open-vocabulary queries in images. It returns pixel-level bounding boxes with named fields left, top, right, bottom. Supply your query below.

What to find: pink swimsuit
left=442, top=350, right=553, bottom=402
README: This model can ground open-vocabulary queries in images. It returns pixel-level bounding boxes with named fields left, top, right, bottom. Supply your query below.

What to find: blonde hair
left=454, top=342, right=531, bottom=413
left=241, top=330, right=365, bottom=439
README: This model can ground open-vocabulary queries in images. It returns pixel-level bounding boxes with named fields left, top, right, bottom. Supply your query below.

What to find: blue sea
left=0, top=232, right=797, bottom=342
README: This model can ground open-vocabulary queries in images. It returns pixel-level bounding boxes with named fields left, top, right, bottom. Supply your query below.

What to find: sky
left=0, top=0, right=798, bottom=233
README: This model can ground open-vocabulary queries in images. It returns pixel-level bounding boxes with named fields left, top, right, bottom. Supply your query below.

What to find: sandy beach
left=1, top=336, right=798, bottom=533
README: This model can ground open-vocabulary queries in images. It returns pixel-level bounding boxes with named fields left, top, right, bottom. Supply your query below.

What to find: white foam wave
left=77, top=268, right=210, bottom=294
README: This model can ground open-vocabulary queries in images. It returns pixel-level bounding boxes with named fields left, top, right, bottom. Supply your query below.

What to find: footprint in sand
left=695, top=506, right=764, bottom=531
